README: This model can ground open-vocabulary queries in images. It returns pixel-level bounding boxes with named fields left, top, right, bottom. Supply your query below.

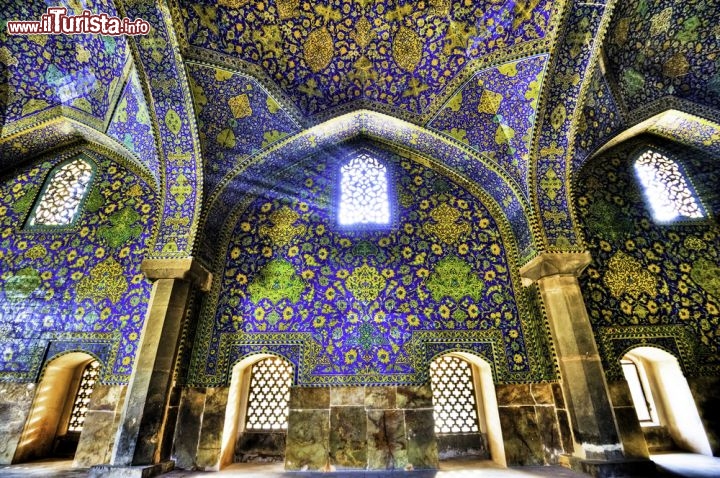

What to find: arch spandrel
left=200, top=110, right=538, bottom=265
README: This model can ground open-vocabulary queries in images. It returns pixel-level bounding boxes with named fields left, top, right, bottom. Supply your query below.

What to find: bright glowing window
left=339, top=153, right=390, bottom=226
left=621, top=358, right=658, bottom=426
left=29, top=157, right=94, bottom=227
left=245, top=356, right=293, bottom=431
left=68, top=360, right=100, bottom=432
left=430, top=355, right=480, bottom=434
left=634, top=149, right=704, bottom=223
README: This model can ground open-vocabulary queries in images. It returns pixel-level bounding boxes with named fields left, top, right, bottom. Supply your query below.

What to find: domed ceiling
left=1, top=0, right=129, bottom=134
left=574, top=0, right=720, bottom=168
left=175, top=0, right=559, bottom=121
left=605, top=0, right=720, bottom=117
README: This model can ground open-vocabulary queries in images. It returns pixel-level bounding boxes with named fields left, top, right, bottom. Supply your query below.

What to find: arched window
left=338, top=153, right=390, bottom=226
left=28, top=156, right=94, bottom=228
left=244, top=356, right=293, bottom=431
left=430, top=355, right=480, bottom=433
left=634, top=149, right=704, bottom=223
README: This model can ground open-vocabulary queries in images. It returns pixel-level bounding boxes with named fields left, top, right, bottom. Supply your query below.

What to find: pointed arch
left=201, top=110, right=536, bottom=263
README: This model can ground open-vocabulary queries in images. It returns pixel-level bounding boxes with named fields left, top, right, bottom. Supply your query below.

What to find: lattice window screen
left=339, top=153, right=390, bottom=225
left=68, top=360, right=100, bottom=432
left=634, top=149, right=704, bottom=222
left=245, top=356, right=293, bottom=431
left=430, top=355, right=480, bottom=433
left=29, top=158, right=93, bottom=227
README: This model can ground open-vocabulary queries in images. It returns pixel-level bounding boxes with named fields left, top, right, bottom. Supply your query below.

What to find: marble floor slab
left=3, top=454, right=720, bottom=477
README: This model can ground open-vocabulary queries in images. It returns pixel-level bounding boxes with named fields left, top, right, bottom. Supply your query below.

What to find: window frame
left=620, top=357, right=659, bottom=427
left=334, top=149, right=397, bottom=233
left=24, top=154, right=96, bottom=232
left=631, top=145, right=709, bottom=226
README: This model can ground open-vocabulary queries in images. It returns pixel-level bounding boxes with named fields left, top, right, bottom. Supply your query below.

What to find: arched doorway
left=621, top=347, right=712, bottom=455
left=220, top=354, right=294, bottom=468
left=429, top=352, right=505, bottom=467
left=13, top=352, right=100, bottom=463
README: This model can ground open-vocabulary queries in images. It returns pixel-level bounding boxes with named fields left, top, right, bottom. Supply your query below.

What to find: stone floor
left=2, top=454, right=720, bottom=477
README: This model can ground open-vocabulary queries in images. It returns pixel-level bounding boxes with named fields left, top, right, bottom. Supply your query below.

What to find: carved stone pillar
left=90, top=258, right=211, bottom=477
left=520, top=252, right=655, bottom=477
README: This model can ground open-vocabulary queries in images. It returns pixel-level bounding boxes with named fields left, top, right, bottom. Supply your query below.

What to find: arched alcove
left=220, top=354, right=294, bottom=469
left=13, top=352, right=100, bottom=463
left=181, top=139, right=550, bottom=471
left=623, top=347, right=712, bottom=456
left=430, top=351, right=506, bottom=467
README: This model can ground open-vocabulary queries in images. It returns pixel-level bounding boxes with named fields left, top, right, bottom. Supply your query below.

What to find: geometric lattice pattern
left=68, top=360, right=100, bottom=432
left=339, top=153, right=390, bottom=226
left=29, top=158, right=93, bottom=227
left=430, top=355, right=480, bottom=433
left=245, top=357, right=293, bottom=431
left=634, top=149, right=704, bottom=223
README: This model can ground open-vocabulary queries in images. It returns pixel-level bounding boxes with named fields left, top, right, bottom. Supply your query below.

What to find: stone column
left=91, top=258, right=211, bottom=477
left=520, top=252, right=654, bottom=477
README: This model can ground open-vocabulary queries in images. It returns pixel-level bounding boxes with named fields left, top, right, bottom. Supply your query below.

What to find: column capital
left=519, top=251, right=592, bottom=286
left=141, top=257, right=213, bottom=292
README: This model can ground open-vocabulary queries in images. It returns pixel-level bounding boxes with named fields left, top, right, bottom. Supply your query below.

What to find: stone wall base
left=286, top=385, right=438, bottom=471
left=89, top=460, right=174, bottom=478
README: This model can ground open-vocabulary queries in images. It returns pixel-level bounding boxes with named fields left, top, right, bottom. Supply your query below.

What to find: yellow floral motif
left=495, top=123, right=515, bottom=145
left=304, top=28, right=334, bottom=72
left=550, top=104, right=566, bottom=130
left=690, top=259, right=720, bottom=299
left=349, top=55, right=377, bottom=84
left=170, top=173, right=192, bottom=205
left=352, top=17, right=375, bottom=48
left=424, top=202, right=470, bottom=244
left=604, top=252, right=657, bottom=298
left=393, top=27, right=423, bottom=72
left=76, top=257, right=128, bottom=304
left=259, top=206, right=306, bottom=247
left=512, top=0, right=542, bottom=30
left=218, top=0, right=250, bottom=8
left=24, top=244, right=47, bottom=259
left=276, top=0, right=299, bottom=19
left=478, top=89, right=503, bottom=114
left=613, top=17, right=630, bottom=46
left=228, top=93, right=252, bottom=119
left=346, top=263, right=386, bottom=302
left=650, top=7, right=673, bottom=37
left=429, top=0, right=450, bottom=16
left=540, top=167, right=562, bottom=201
left=663, top=53, right=689, bottom=78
